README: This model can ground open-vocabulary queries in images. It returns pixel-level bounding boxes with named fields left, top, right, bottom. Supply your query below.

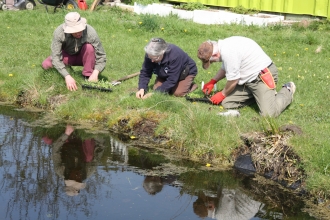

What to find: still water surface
left=0, top=106, right=316, bottom=220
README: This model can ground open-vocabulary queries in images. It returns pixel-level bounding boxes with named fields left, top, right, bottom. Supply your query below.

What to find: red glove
left=203, top=79, right=217, bottom=95
left=210, top=91, right=226, bottom=105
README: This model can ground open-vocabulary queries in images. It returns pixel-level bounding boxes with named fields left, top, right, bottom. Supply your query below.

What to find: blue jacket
left=138, top=44, right=197, bottom=93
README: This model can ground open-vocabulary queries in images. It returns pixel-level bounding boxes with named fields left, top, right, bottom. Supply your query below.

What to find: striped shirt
left=50, top=24, right=106, bottom=77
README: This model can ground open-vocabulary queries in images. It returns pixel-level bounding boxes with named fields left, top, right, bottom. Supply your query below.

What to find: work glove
left=210, top=91, right=226, bottom=105
left=202, top=79, right=217, bottom=95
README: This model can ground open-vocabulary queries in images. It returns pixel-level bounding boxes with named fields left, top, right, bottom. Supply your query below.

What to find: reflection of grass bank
left=1, top=6, right=330, bottom=216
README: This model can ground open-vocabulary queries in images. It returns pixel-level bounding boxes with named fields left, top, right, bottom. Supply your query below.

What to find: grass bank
left=1, top=2, right=330, bottom=207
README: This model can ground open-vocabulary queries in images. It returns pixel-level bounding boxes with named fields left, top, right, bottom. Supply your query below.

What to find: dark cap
left=197, top=41, right=213, bottom=70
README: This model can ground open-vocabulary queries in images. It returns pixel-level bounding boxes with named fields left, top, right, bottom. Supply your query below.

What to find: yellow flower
left=219, top=106, right=223, bottom=109
left=161, top=27, right=164, bottom=30
left=206, top=163, right=211, bottom=167
left=208, top=71, right=211, bottom=74
left=130, top=136, right=136, bottom=139
left=274, top=54, right=277, bottom=56
left=128, top=29, right=131, bottom=32
left=139, top=21, right=142, bottom=24
left=32, top=64, right=35, bottom=67
left=289, top=120, right=293, bottom=124
left=184, top=29, right=187, bottom=32
left=8, top=74, right=13, bottom=77
left=145, top=40, right=148, bottom=42
left=282, top=52, right=285, bottom=54
left=305, top=48, right=308, bottom=51
left=7, top=27, right=10, bottom=28
left=298, top=75, right=301, bottom=78
left=296, top=54, right=299, bottom=56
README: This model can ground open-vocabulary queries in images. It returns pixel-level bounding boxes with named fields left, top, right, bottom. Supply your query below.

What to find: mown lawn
left=1, top=2, right=330, bottom=202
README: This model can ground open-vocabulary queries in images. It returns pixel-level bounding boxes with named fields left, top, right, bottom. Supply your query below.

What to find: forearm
left=51, top=50, right=70, bottom=77
left=213, top=69, right=226, bottom=82
left=94, top=50, right=106, bottom=72
left=222, top=79, right=239, bottom=96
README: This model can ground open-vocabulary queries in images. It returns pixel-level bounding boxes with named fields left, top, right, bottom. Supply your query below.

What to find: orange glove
left=210, top=91, right=226, bottom=105
left=202, top=79, right=217, bottom=95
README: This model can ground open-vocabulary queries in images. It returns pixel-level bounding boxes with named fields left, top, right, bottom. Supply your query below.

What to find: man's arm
left=51, top=25, right=70, bottom=78
left=87, top=26, right=107, bottom=73
left=222, top=79, right=239, bottom=97
left=213, top=68, right=226, bottom=82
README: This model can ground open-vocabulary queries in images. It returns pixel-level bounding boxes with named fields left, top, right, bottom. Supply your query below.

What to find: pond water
left=0, top=105, right=317, bottom=220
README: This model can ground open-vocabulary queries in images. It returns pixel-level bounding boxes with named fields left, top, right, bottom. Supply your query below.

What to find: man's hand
left=136, top=89, right=145, bottom=99
left=88, top=70, right=100, bottom=82
left=203, top=79, right=217, bottom=95
left=210, top=91, right=226, bottom=105
left=65, top=75, right=78, bottom=91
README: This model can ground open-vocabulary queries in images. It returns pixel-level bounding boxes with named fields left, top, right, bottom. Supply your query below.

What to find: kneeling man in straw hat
left=42, top=12, right=106, bottom=91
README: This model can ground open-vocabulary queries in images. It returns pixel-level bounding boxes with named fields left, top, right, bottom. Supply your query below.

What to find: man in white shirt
left=197, top=36, right=296, bottom=117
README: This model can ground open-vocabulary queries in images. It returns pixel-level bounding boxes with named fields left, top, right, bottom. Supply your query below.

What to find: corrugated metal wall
left=167, top=0, right=330, bottom=18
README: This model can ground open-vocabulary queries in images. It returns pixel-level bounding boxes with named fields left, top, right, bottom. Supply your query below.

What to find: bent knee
left=42, top=60, right=52, bottom=70
left=42, top=57, right=53, bottom=70
left=83, top=43, right=95, bottom=52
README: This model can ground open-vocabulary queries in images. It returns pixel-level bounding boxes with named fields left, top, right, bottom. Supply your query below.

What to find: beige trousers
left=221, top=63, right=293, bottom=117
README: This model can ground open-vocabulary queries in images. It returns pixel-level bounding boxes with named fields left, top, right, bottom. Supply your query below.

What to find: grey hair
left=144, top=38, right=169, bottom=56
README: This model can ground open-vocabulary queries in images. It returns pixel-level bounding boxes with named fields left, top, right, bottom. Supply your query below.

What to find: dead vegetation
left=233, top=124, right=306, bottom=190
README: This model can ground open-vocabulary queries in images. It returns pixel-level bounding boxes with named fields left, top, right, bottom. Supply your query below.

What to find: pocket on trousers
left=260, top=68, right=276, bottom=89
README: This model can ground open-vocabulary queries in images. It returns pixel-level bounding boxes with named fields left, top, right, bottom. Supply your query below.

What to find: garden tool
left=111, top=72, right=140, bottom=86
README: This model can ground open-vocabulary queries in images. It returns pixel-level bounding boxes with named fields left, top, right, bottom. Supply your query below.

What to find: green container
left=166, top=0, right=330, bottom=17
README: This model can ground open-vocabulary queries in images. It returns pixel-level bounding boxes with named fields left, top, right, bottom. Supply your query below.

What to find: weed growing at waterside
left=260, top=117, right=280, bottom=135
left=1, top=4, right=330, bottom=200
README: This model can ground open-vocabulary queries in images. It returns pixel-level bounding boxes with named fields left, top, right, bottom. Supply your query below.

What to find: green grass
left=1, top=3, right=330, bottom=197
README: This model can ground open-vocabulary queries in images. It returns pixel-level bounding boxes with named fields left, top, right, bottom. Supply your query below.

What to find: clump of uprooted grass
left=234, top=118, right=306, bottom=190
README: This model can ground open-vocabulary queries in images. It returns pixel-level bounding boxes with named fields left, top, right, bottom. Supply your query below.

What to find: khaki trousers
left=222, top=63, right=293, bottom=117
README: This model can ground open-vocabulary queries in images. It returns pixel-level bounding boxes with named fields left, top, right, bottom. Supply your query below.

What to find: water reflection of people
left=45, top=125, right=105, bottom=196
left=143, top=175, right=177, bottom=195
left=193, top=188, right=263, bottom=220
